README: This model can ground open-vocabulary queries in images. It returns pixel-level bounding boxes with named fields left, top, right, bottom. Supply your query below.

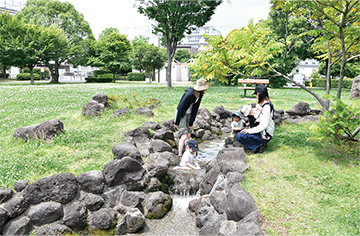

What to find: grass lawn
left=0, top=81, right=359, bottom=235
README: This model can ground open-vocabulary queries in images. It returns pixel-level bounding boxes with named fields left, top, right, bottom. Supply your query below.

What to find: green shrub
left=311, top=78, right=353, bottom=89
left=305, top=80, right=311, bottom=86
left=269, top=77, right=287, bottom=88
left=0, top=73, right=10, bottom=78
left=85, top=74, right=113, bottom=83
left=93, top=69, right=112, bottom=77
left=23, top=68, right=50, bottom=78
left=128, top=72, right=145, bottom=81
left=16, top=73, right=40, bottom=80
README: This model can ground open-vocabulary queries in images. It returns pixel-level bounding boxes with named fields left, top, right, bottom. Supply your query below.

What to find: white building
left=295, top=59, right=320, bottom=80
left=179, top=26, right=221, bottom=53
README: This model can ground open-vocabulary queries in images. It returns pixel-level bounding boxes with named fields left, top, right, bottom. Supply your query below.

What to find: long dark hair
left=257, top=90, right=270, bottom=104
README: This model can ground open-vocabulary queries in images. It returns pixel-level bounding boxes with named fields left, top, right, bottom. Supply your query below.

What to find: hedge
left=93, top=69, right=112, bottom=77
left=16, top=73, right=41, bottom=80
left=85, top=73, right=113, bottom=83
left=311, top=78, right=353, bottom=89
left=128, top=72, right=145, bottom=81
left=0, top=73, right=10, bottom=78
left=23, top=68, right=50, bottom=78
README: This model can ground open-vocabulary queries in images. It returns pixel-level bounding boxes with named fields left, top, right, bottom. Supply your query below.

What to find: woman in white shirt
left=236, top=85, right=275, bottom=154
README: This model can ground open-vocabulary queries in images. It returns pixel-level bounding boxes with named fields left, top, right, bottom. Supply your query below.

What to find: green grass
left=0, top=81, right=359, bottom=235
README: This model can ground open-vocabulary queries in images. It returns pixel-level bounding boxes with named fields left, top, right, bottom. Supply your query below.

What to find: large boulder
left=144, top=191, right=172, bottom=219
left=82, top=193, right=105, bottom=212
left=0, top=188, right=13, bottom=204
left=3, top=197, right=29, bottom=218
left=199, top=212, right=227, bottom=236
left=161, top=119, right=176, bottom=132
left=350, top=75, right=360, bottom=99
left=168, top=168, right=204, bottom=195
left=115, top=208, right=145, bottom=234
left=149, top=152, right=180, bottom=166
left=28, top=202, right=63, bottom=226
left=216, top=148, right=249, bottom=175
left=150, top=140, right=173, bottom=153
left=193, top=118, right=211, bottom=131
left=145, top=155, right=169, bottom=179
left=197, top=108, right=212, bottom=123
left=124, top=126, right=151, bottom=145
left=200, top=159, right=221, bottom=195
left=135, top=107, right=154, bottom=117
left=213, top=105, right=230, bottom=119
left=153, top=128, right=175, bottom=141
left=92, top=93, right=109, bottom=107
left=63, top=201, right=87, bottom=230
left=209, top=175, right=226, bottom=214
left=112, top=142, right=142, bottom=163
left=112, top=107, right=131, bottom=116
left=286, top=102, right=311, bottom=116
left=119, top=191, right=146, bottom=213
left=88, top=208, right=117, bottom=232
left=103, top=157, right=146, bottom=187
left=77, top=170, right=105, bottom=194
left=35, top=224, right=74, bottom=235
left=82, top=100, right=105, bottom=117
left=22, top=173, right=77, bottom=205
left=13, top=119, right=63, bottom=141
left=2, top=216, right=32, bottom=236
left=142, top=121, right=161, bottom=131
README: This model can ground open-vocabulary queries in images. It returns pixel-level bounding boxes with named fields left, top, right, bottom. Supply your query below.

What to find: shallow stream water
left=134, top=136, right=228, bottom=235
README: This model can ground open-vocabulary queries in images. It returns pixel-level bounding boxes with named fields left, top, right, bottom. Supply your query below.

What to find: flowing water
left=134, top=136, right=228, bottom=235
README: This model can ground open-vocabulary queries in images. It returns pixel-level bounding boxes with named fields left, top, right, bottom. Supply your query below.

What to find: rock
left=161, top=119, right=175, bottom=132
left=233, top=222, right=265, bottom=235
left=0, top=208, right=8, bottom=233
left=287, top=102, right=311, bottom=116
left=82, top=193, right=105, bottom=212
left=112, top=142, right=142, bottom=163
left=77, top=170, right=105, bottom=194
left=213, top=105, right=229, bottom=119
left=13, top=180, right=29, bottom=192
left=149, top=152, right=180, bottom=166
left=226, top=172, right=246, bottom=192
left=197, top=108, right=212, bottom=123
left=2, top=216, right=32, bottom=236
left=219, top=220, right=237, bottom=236
left=102, top=185, right=125, bottom=208
left=112, top=107, right=131, bottom=116
left=188, top=195, right=212, bottom=214
left=35, top=224, right=73, bottom=235
left=350, top=75, right=360, bottom=99
left=168, top=168, right=204, bottom=195
left=238, top=210, right=265, bottom=227
left=13, top=119, right=64, bottom=141
left=202, top=130, right=213, bottom=140
left=63, top=201, right=86, bottom=230
left=22, top=173, right=78, bottom=205
left=193, top=118, right=211, bottom=131
left=92, top=93, right=108, bottom=106
left=199, top=212, right=226, bottom=235
left=137, top=142, right=151, bottom=157
left=153, top=129, right=175, bottom=141
left=211, top=126, right=222, bottom=135
left=225, top=184, right=258, bottom=222
left=29, top=202, right=63, bottom=226
left=3, top=197, right=29, bottom=218
left=209, top=175, right=226, bottom=214
left=116, top=208, right=145, bottom=234
left=135, top=107, right=154, bottom=117
left=196, top=206, right=215, bottom=228
left=120, top=191, right=146, bottom=213
left=142, top=121, right=161, bottom=130
left=103, top=157, right=146, bottom=187
left=88, top=208, right=117, bottom=231
left=145, top=155, right=169, bottom=179
left=200, top=159, right=221, bottom=195
left=146, top=177, right=162, bottom=193
left=150, top=140, right=173, bottom=153
left=0, top=188, right=12, bottom=204
left=221, top=127, right=232, bottom=134
left=217, top=148, right=249, bottom=175
left=124, top=126, right=151, bottom=145
left=195, top=129, right=206, bottom=138
left=82, top=100, right=105, bottom=117
left=144, top=191, right=172, bottom=219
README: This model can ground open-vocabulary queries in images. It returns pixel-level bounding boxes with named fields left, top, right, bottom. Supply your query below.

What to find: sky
left=59, top=0, right=271, bottom=40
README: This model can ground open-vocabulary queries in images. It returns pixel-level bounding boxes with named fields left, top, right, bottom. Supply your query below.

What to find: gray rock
left=199, top=213, right=227, bottom=236
left=225, top=184, right=258, bottom=222
left=219, top=220, right=237, bottom=236
left=149, top=152, right=180, bottom=166
left=197, top=108, right=212, bottom=123
left=145, top=155, right=169, bottom=179
left=92, top=93, right=108, bottom=106
left=226, top=172, right=246, bottom=192
left=0, top=208, right=8, bottom=233
left=124, top=126, right=151, bottom=145
left=13, top=119, right=64, bottom=141
left=63, top=201, right=86, bottom=230
left=88, top=208, right=117, bottom=231
left=238, top=210, right=265, bottom=227
left=0, top=188, right=12, bottom=204
left=193, top=118, right=211, bottom=131
left=82, top=100, right=105, bottom=117
left=77, top=170, right=105, bottom=194
left=112, top=142, right=142, bottom=163
left=195, top=129, right=206, bottom=138
left=288, top=101, right=311, bottom=116
left=196, top=206, right=215, bottom=228
left=161, top=119, right=175, bottom=132
left=35, top=224, right=73, bottom=235
left=103, top=157, right=146, bottom=187
left=217, top=148, right=249, bottom=175
left=146, top=177, right=162, bottom=192
left=137, top=142, right=151, bottom=158
left=200, top=159, right=221, bottom=195
left=188, top=195, right=212, bottom=214
left=119, top=208, right=145, bottom=234
left=22, top=173, right=78, bottom=205
left=82, top=193, right=105, bottom=211
left=233, top=222, right=264, bottom=236
left=102, top=185, right=125, bottom=208
left=120, top=191, right=146, bottom=213
left=221, top=127, right=232, bottom=133
left=2, top=216, right=32, bottom=236
left=144, top=191, right=172, bottom=219
left=209, top=175, right=226, bottom=214
left=3, top=197, right=29, bottom=218
left=150, top=139, right=173, bottom=153
left=202, top=130, right=213, bottom=140
left=142, top=121, right=161, bottom=130
left=168, top=168, right=204, bottom=195
left=213, top=105, right=229, bottom=119
left=13, top=180, right=29, bottom=192
left=135, top=107, right=154, bottom=117
left=350, top=75, right=360, bottom=99
left=212, top=112, right=221, bottom=121
left=211, top=126, right=222, bottom=135
left=112, top=107, right=130, bottom=116
left=153, top=129, right=175, bottom=141
left=29, top=202, right=63, bottom=226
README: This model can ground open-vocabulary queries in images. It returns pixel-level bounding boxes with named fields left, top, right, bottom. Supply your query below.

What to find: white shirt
left=247, top=101, right=275, bottom=136
left=180, top=150, right=197, bottom=167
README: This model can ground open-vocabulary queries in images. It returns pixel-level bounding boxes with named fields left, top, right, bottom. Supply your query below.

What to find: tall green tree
left=88, top=31, right=132, bottom=82
left=17, top=0, right=94, bottom=83
left=131, top=35, right=149, bottom=73
left=175, top=49, right=192, bottom=63
left=136, top=0, right=223, bottom=88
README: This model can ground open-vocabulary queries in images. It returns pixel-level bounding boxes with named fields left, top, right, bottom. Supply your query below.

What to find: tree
left=318, top=59, right=360, bottom=78
left=131, top=44, right=166, bottom=83
left=132, top=35, right=148, bottom=48
left=17, top=0, right=94, bottom=83
left=88, top=31, right=132, bottom=82
left=98, top=27, right=119, bottom=40
left=136, top=0, right=223, bottom=88
left=175, top=49, right=192, bottom=63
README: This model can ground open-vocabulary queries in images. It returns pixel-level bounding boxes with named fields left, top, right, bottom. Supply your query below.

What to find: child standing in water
left=179, top=139, right=200, bottom=170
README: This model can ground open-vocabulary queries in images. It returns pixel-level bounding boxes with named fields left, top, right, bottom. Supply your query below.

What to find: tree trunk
left=166, top=47, right=172, bottom=89
left=113, top=71, right=116, bottom=83
left=30, top=66, right=34, bottom=85
left=337, top=27, right=347, bottom=99
left=2, top=66, right=6, bottom=79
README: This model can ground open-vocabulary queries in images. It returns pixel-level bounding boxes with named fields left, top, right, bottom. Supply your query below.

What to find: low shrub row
left=85, top=73, right=113, bottom=83
left=128, top=72, right=146, bottom=81
left=23, top=68, right=50, bottom=78
left=307, top=78, right=353, bottom=89
left=16, top=73, right=41, bottom=80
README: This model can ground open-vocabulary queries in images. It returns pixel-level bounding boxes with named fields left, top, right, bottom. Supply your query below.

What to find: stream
left=134, top=136, right=228, bottom=235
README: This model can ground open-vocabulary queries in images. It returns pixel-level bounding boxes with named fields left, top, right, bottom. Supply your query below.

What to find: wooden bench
left=238, top=79, right=269, bottom=98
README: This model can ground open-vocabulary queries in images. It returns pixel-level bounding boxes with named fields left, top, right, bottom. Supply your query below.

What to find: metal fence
left=0, top=0, right=25, bottom=13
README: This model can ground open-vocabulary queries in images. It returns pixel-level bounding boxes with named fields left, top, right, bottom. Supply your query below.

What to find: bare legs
left=178, top=132, right=191, bottom=157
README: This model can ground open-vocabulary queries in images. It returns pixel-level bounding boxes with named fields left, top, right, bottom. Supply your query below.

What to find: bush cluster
left=93, top=69, right=112, bottom=77
left=86, top=73, right=113, bottom=83
left=23, top=68, right=50, bottom=78
left=128, top=72, right=145, bottom=81
left=0, top=73, right=10, bottom=78
left=310, top=78, right=353, bottom=89
left=16, top=73, right=41, bottom=80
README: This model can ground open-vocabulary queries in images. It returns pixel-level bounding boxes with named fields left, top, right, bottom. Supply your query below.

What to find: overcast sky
left=60, top=0, right=271, bottom=40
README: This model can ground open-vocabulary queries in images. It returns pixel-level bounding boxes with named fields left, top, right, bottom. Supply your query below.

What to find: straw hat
left=241, top=105, right=252, bottom=117
left=194, top=78, right=211, bottom=91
